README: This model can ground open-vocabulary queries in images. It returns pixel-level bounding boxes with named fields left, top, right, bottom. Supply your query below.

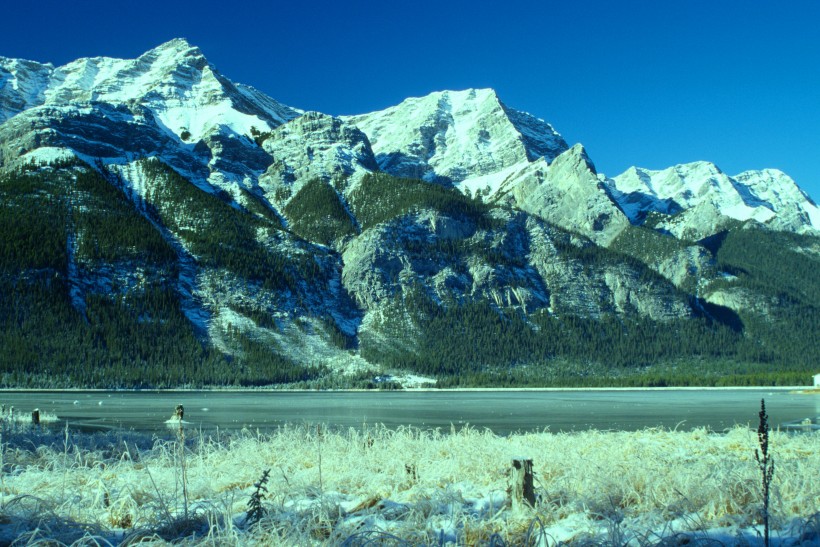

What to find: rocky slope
left=0, top=39, right=818, bottom=387
left=492, top=144, right=630, bottom=246
left=259, top=111, right=377, bottom=209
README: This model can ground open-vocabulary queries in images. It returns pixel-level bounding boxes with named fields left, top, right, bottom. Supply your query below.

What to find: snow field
left=0, top=424, right=818, bottom=545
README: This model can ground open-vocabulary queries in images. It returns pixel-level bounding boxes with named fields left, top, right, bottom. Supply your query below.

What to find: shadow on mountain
left=695, top=299, right=745, bottom=333
left=698, top=230, right=730, bottom=254
left=374, top=152, right=455, bottom=186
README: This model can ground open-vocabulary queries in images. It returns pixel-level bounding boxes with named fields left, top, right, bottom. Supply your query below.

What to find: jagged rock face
left=704, top=287, right=778, bottom=317
left=344, top=88, right=568, bottom=185
left=607, top=161, right=819, bottom=239
left=342, top=209, right=551, bottom=314
left=0, top=102, right=196, bottom=170
left=342, top=208, right=691, bottom=329
left=0, top=57, right=53, bottom=123
left=493, top=145, right=629, bottom=246
left=523, top=218, right=691, bottom=321
left=655, top=246, right=714, bottom=291
left=0, top=39, right=300, bottom=195
left=259, top=112, right=377, bottom=207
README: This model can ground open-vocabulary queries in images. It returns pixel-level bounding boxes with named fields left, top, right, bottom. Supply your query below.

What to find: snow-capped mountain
left=1, top=38, right=299, bottom=140
left=607, top=162, right=820, bottom=239
left=0, top=57, right=53, bottom=123
left=733, top=169, right=820, bottom=233
left=344, top=88, right=568, bottom=188
left=1, top=39, right=818, bottom=388
left=0, top=38, right=301, bottom=197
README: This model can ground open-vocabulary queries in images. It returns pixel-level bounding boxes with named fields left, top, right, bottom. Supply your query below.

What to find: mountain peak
left=132, top=38, right=208, bottom=75
left=141, top=38, right=203, bottom=60
left=431, top=87, right=499, bottom=103
left=565, top=143, right=596, bottom=174
left=628, top=161, right=721, bottom=179
left=344, top=88, right=567, bottom=184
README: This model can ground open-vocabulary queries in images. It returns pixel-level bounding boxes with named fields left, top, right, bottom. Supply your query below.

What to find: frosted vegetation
left=1, top=421, right=817, bottom=545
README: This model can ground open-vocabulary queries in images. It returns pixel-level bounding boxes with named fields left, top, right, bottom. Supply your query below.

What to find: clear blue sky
left=2, top=0, right=818, bottom=200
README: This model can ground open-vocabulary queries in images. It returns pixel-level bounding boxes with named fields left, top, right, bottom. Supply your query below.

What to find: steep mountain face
left=259, top=111, right=377, bottom=209
left=1, top=40, right=818, bottom=388
left=492, top=144, right=630, bottom=246
left=0, top=57, right=53, bottom=123
left=344, top=88, right=568, bottom=187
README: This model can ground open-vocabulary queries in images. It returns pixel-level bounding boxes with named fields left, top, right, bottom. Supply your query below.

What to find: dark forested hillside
left=0, top=164, right=326, bottom=387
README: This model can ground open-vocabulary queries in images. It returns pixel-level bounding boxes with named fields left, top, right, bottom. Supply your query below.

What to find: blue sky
left=2, top=0, right=818, bottom=199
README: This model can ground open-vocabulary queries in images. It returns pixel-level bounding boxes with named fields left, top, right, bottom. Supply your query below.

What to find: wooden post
left=174, top=404, right=188, bottom=519
left=31, top=408, right=40, bottom=426
left=510, top=458, right=535, bottom=510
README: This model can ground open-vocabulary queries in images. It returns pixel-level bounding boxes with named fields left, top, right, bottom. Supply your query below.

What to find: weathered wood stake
left=174, top=404, right=188, bottom=519
left=510, top=458, right=535, bottom=510
left=31, top=408, right=40, bottom=426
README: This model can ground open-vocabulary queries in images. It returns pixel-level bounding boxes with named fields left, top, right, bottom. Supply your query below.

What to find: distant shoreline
left=0, top=385, right=814, bottom=393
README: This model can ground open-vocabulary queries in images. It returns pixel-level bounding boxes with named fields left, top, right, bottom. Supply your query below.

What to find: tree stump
left=510, top=458, right=535, bottom=510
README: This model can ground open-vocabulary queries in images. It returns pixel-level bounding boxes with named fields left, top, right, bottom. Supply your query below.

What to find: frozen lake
left=1, top=388, right=817, bottom=435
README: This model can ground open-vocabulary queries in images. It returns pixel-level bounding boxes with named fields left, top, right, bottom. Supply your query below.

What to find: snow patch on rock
left=607, top=161, right=818, bottom=238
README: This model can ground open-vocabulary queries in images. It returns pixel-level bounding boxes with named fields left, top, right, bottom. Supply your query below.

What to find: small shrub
left=245, top=468, right=270, bottom=526
left=755, top=398, right=775, bottom=547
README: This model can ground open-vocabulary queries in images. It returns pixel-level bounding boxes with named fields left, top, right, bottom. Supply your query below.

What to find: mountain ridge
left=0, top=39, right=817, bottom=388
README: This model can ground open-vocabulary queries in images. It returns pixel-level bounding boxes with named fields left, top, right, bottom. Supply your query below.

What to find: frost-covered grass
left=0, top=423, right=818, bottom=545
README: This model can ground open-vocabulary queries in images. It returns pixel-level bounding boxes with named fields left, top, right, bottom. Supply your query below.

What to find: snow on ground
left=457, top=159, right=534, bottom=197
left=17, top=146, right=76, bottom=166
left=377, top=374, right=437, bottom=389
left=0, top=421, right=817, bottom=545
